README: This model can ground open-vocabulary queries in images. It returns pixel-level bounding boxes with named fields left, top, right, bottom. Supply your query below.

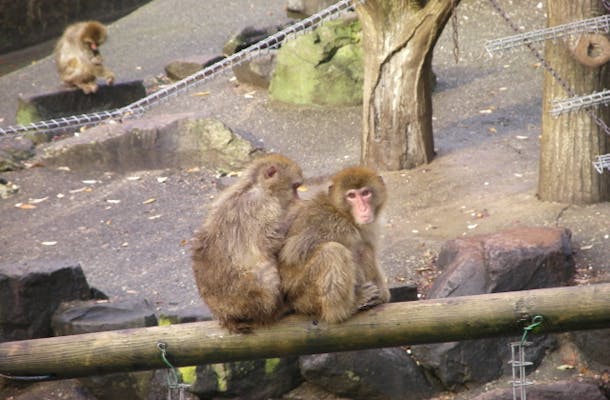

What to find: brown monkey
left=279, top=166, right=391, bottom=323
left=54, top=21, right=115, bottom=94
left=192, top=154, right=303, bottom=333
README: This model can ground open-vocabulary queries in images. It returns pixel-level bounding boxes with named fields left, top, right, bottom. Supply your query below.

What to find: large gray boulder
left=412, top=227, right=574, bottom=390
left=51, top=298, right=157, bottom=336
left=0, top=136, right=35, bottom=171
left=572, top=328, right=610, bottom=368
left=0, top=260, right=93, bottom=341
left=36, top=114, right=262, bottom=173
left=299, top=349, right=440, bottom=400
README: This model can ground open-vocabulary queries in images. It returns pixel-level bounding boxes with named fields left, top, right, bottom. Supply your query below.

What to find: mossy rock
left=269, top=18, right=363, bottom=106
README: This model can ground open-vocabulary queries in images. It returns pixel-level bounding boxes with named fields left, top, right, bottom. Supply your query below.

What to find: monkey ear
left=265, top=165, right=278, bottom=179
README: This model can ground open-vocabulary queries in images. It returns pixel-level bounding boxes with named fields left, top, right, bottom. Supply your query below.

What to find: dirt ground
left=0, top=0, right=608, bottom=398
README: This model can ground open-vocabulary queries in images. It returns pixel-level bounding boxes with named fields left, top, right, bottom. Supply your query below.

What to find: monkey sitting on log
left=54, top=21, right=115, bottom=94
left=192, top=154, right=303, bottom=333
left=279, top=166, right=391, bottom=323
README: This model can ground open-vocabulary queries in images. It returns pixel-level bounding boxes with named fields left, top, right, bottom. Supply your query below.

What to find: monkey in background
left=192, top=154, right=303, bottom=333
left=54, top=21, right=115, bottom=94
left=279, top=166, right=391, bottom=324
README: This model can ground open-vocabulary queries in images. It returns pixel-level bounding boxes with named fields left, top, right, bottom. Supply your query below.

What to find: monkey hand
left=356, top=281, right=382, bottom=310
left=105, top=72, right=115, bottom=85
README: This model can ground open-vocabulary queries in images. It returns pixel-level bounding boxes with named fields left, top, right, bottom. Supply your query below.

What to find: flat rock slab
left=16, top=80, right=146, bottom=125
left=35, top=113, right=262, bottom=172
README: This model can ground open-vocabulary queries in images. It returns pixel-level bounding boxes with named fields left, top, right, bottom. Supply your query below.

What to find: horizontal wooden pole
left=0, top=284, right=609, bottom=379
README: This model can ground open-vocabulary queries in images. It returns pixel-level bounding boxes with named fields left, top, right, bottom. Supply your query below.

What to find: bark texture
left=538, top=0, right=610, bottom=203
left=356, top=0, right=459, bottom=170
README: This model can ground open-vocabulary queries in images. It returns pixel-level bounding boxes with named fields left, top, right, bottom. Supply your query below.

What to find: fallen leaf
left=82, top=180, right=98, bottom=184
left=580, top=244, right=594, bottom=250
left=57, top=166, right=71, bottom=171
left=192, top=91, right=210, bottom=97
left=557, top=364, right=575, bottom=370
left=41, top=241, right=57, bottom=246
left=142, top=198, right=156, bottom=205
left=479, top=108, right=493, bottom=114
left=15, top=203, right=36, bottom=209
left=148, top=214, right=162, bottom=220
left=106, top=199, right=121, bottom=204
left=69, top=187, right=86, bottom=193
left=121, top=242, right=129, bottom=247
left=127, top=176, right=141, bottom=181
left=516, top=135, right=529, bottom=140
left=157, top=177, right=168, bottom=183
left=244, top=91, right=256, bottom=98
left=186, top=167, right=200, bottom=173
left=29, top=196, right=49, bottom=204
left=297, top=186, right=308, bottom=192
left=467, top=224, right=478, bottom=229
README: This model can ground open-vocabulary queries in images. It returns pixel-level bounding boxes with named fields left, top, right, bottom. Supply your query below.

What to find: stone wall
left=0, top=0, right=151, bottom=53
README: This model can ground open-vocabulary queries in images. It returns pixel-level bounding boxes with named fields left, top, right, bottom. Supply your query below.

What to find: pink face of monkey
left=346, top=187, right=375, bottom=225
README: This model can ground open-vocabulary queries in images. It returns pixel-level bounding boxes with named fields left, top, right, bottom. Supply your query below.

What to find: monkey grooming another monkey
left=54, top=21, right=115, bottom=94
left=279, top=166, right=391, bottom=324
left=192, top=154, right=303, bottom=333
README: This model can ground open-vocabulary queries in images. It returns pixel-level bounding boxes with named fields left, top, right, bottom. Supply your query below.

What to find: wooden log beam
left=0, top=284, right=609, bottom=379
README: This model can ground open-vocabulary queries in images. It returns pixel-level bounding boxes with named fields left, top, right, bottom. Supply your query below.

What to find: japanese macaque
left=54, top=21, right=115, bottom=94
left=279, top=166, right=391, bottom=323
left=192, top=154, right=303, bottom=333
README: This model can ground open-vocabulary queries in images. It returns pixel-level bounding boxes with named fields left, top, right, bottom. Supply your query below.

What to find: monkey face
left=346, top=187, right=375, bottom=224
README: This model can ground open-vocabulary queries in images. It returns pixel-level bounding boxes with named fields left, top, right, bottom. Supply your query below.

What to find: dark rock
left=50, top=298, right=159, bottom=400
left=0, top=260, right=92, bottom=342
left=572, top=328, right=610, bottom=368
left=192, top=357, right=302, bottom=400
left=432, top=227, right=575, bottom=296
left=470, top=380, right=606, bottom=400
left=0, top=0, right=152, bottom=54
left=232, top=52, right=277, bottom=88
left=412, top=227, right=573, bottom=389
left=300, top=348, right=440, bottom=400
left=36, top=114, right=262, bottom=173
left=51, top=298, right=157, bottom=336
left=164, top=55, right=225, bottom=81
left=223, top=25, right=286, bottom=56
left=0, top=136, right=35, bottom=171
left=16, top=80, right=146, bottom=130
left=388, top=283, right=418, bottom=302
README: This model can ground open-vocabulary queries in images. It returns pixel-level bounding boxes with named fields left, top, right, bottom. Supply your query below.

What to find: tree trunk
left=355, top=0, right=459, bottom=170
left=0, top=284, right=608, bottom=379
left=538, top=0, right=610, bottom=203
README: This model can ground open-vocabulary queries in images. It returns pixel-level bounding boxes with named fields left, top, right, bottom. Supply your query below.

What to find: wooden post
left=0, top=284, right=609, bottom=379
